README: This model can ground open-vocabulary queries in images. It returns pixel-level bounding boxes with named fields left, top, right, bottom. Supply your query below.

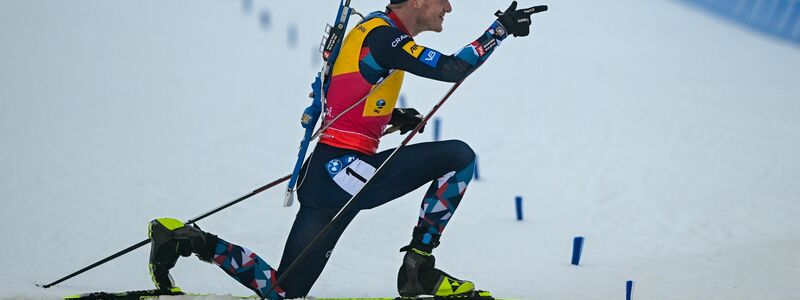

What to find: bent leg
left=356, top=140, right=477, bottom=250
left=194, top=206, right=357, bottom=300
left=148, top=218, right=286, bottom=299
left=356, top=140, right=476, bottom=211
left=277, top=205, right=358, bottom=299
left=274, top=140, right=476, bottom=298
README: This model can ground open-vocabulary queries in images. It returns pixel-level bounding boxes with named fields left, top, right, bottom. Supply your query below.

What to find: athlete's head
left=388, top=0, right=452, bottom=36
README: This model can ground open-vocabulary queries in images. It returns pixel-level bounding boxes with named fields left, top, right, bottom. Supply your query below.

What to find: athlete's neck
left=386, top=8, right=419, bottom=36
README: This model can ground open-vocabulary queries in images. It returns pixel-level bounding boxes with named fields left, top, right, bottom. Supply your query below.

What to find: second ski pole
left=37, top=174, right=291, bottom=289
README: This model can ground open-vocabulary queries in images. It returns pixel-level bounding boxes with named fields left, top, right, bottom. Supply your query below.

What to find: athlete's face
left=416, top=0, right=452, bottom=33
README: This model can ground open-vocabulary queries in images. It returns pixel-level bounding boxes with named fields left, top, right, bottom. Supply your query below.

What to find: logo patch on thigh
left=326, top=155, right=376, bottom=195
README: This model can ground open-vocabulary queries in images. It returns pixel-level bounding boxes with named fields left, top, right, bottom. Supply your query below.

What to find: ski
left=64, top=288, right=259, bottom=300
left=64, top=289, right=496, bottom=300
left=64, top=288, right=185, bottom=300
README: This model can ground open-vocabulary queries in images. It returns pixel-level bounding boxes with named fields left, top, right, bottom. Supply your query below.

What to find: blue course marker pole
left=571, top=236, right=584, bottom=265
left=259, top=8, right=271, bottom=30
left=241, top=0, right=253, bottom=14
left=432, top=117, right=441, bottom=141
left=473, top=155, right=480, bottom=180
left=515, top=196, right=523, bottom=221
left=311, top=47, right=320, bottom=68
left=626, top=280, right=634, bottom=300
left=399, top=94, right=407, bottom=107
left=287, top=24, right=298, bottom=48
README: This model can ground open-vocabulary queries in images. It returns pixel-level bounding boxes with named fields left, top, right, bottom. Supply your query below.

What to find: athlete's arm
left=365, top=21, right=509, bottom=82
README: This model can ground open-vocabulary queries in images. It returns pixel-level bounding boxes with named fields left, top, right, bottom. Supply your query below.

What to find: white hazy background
left=1, top=0, right=799, bottom=299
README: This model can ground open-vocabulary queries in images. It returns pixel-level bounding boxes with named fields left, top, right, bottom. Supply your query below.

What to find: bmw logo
left=326, top=159, right=342, bottom=174
left=376, top=99, right=386, bottom=109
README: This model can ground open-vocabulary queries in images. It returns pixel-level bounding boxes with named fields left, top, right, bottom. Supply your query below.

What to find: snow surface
left=2, top=0, right=799, bottom=299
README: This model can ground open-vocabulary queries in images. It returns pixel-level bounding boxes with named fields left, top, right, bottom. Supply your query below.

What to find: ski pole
left=37, top=174, right=291, bottom=289
left=39, top=63, right=395, bottom=290
left=267, top=80, right=464, bottom=296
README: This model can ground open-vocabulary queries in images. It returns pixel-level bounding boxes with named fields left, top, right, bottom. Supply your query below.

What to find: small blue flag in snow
left=287, top=24, right=298, bottom=48
left=432, top=117, right=441, bottom=141
left=626, top=280, right=634, bottom=300
left=571, top=236, right=584, bottom=265
left=473, top=154, right=480, bottom=180
left=259, top=8, right=271, bottom=30
left=241, top=0, right=253, bottom=15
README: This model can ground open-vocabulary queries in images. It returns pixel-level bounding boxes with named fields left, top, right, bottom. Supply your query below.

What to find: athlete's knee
left=444, top=139, right=476, bottom=167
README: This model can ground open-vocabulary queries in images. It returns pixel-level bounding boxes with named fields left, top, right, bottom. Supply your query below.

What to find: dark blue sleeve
left=365, top=21, right=509, bottom=83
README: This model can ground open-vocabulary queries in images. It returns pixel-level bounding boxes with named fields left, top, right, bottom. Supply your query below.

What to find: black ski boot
left=397, top=230, right=491, bottom=299
left=148, top=218, right=217, bottom=292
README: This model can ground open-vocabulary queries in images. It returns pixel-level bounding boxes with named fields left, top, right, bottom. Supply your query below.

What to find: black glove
left=388, top=108, right=425, bottom=135
left=495, top=1, right=548, bottom=37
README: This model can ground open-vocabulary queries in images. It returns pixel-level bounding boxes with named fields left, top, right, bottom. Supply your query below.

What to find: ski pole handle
left=383, top=125, right=401, bottom=135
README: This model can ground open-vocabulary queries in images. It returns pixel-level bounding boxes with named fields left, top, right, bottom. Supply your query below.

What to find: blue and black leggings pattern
left=211, top=238, right=285, bottom=299
left=416, top=160, right=475, bottom=245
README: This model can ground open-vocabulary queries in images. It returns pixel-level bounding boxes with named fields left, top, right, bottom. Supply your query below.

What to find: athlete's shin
left=413, top=158, right=476, bottom=251
left=211, top=239, right=285, bottom=299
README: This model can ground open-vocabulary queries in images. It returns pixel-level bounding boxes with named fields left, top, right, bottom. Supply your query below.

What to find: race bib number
left=325, top=155, right=376, bottom=195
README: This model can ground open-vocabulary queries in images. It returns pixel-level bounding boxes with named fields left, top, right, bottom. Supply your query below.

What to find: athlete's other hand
left=495, top=1, right=548, bottom=37
left=388, top=108, right=425, bottom=135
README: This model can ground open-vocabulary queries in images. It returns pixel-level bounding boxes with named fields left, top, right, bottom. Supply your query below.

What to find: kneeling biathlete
left=148, top=0, right=545, bottom=299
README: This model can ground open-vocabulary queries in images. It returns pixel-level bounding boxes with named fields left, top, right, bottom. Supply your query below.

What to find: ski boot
left=148, top=218, right=217, bottom=292
left=397, top=231, right=492, bottom=299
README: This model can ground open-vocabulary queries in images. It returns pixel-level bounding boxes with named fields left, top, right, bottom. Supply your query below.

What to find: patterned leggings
left=209, top=140, right=476, bottom=299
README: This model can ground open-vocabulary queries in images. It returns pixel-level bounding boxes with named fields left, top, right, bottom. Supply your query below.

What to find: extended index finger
left=523, top=5, right=548, bottom=15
